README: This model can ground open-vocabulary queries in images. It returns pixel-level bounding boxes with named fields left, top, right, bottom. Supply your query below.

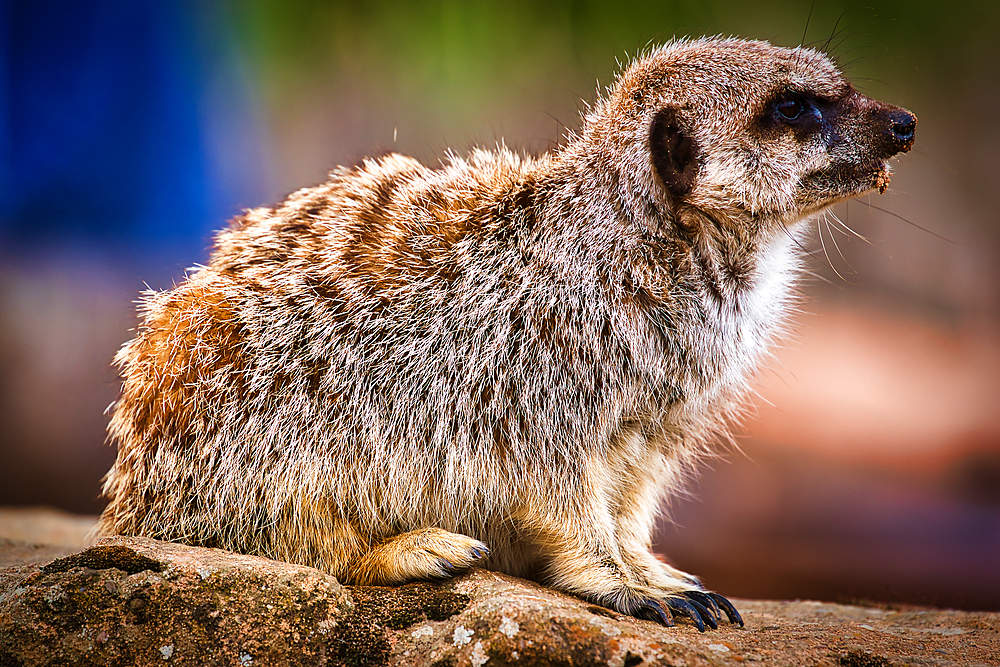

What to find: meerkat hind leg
left=346, top=527, right=490, bottom=586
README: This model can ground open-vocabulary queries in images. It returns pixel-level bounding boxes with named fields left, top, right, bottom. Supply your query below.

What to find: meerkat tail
left=344, top=528, right=490, bottom=586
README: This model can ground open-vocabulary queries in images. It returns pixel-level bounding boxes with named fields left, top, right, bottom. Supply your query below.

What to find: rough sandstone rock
left=1, top=536, right=997, bottom=667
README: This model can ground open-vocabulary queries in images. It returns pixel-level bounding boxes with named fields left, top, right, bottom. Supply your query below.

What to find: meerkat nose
left=887, top=109, right=917, bottom=153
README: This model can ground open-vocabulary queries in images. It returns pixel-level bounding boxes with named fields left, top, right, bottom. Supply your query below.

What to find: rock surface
left=0, top=507, right=98, bottom=550
left=0, top=535, right=997, bottom=667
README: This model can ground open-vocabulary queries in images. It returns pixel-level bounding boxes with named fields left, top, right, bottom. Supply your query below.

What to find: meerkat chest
left=681, top=231, right=802, bottom=409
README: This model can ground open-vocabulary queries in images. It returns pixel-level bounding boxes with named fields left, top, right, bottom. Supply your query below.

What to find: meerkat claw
left=434, top=541, right=489, bottom=578
left=423, top=559, right=457, bottom=580
left=684, top=596, right=719, bottom=629
left=706, top=592, right=744, bottom=627
left=664, top=597, right=707, bottom=632
left=634, top=598, right=675, bottom=626
left=683, top=590, right=721, bottom=621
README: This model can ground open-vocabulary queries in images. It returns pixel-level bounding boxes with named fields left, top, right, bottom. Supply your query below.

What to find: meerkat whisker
left=861, top=201, right=957, bottom=244
left=818, top=217, right=855, bottom=284
left=827, top=209, right=870, bottom=244
left=822, top=214, right=859, bottom=274
left=799, top=0, right=817, bottom=47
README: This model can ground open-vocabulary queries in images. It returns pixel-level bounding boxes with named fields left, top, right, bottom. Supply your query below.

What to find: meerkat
left=99, top=37, right=916, bottom=631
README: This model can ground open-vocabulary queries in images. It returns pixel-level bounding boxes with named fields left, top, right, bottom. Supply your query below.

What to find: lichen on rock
left=1, top=536, right=353, bottom=666
left=2, top=535, right=999, bottom=667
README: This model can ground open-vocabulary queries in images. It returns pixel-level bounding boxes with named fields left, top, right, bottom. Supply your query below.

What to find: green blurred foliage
left=226, top=0, right=998, bottom=101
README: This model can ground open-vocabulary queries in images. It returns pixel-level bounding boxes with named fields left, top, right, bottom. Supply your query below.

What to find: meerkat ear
left=649, top=107, right=699, bottom=199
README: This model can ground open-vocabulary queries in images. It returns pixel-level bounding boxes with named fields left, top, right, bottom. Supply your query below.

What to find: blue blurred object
left=0, top=0, right=266, bottom=267
left=0, top=0, right=267, bottom=514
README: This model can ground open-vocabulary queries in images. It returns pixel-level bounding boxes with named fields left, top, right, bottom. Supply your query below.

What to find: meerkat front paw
left=626, top=556, right=743, bottom=629
left=632, top=591, right=743, bottom=631
left=347, top=528, right=490, bottom=585
left=547, top=547, right=742, bottom=631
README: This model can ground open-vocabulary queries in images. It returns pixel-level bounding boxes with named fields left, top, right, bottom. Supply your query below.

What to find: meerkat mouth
left=872, top=164, right=892, bottom=194
left=784, top=162, right=893, bottom=224
left=853, top=161, right=893, bottom=196
left=800, top=159, right=893, bottom=207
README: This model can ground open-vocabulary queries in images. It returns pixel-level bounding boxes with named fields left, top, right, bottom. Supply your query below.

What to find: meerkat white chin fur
left=100, top=36, right=915, bottom=631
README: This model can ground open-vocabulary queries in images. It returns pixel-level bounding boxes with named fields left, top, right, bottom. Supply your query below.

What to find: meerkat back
left=101, top=37, right=914, bottom=631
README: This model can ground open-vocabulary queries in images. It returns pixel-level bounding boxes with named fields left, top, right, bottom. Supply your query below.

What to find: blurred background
left=1, top=0, right=997, bottom=610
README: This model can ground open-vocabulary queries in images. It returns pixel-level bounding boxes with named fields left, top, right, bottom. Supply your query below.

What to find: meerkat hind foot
left=348, top=527, right=489, bottom=586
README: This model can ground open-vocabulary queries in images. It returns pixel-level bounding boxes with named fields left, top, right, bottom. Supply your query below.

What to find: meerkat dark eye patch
left=776, top=98, right=804, bottom=120
left=765, top=92, right=823, bottom=135
left=649, top=106, right=699, bottom=199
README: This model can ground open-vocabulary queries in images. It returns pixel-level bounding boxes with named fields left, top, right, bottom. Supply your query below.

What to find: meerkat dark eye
left=776, top=98, right=805, bottom=121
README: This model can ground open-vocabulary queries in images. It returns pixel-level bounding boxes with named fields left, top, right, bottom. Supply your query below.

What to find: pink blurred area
left=659, top=301, right=1000, bottom=610
left=751, top=304, right=1000, bottom=468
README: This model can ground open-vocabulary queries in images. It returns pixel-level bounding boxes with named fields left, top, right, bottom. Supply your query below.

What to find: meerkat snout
left=100, top=37, right=915, bottom=632
left=887, top=108, right=917, bottom=152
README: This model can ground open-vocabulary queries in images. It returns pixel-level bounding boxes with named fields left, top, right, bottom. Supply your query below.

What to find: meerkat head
left=585, top=37, right=916, bottom=234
